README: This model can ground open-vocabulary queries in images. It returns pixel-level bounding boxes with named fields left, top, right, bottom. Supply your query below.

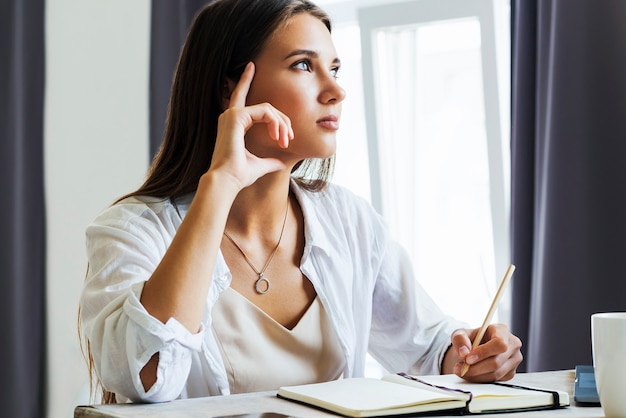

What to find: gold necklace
left=223, top=198, right=290, bottom=294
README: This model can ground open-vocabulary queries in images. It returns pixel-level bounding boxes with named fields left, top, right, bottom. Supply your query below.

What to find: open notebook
left=277, top=373, right=569, bottom=417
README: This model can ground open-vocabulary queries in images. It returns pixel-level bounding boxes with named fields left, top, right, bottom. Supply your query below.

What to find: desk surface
left=74, top=370, right=604, bottom=417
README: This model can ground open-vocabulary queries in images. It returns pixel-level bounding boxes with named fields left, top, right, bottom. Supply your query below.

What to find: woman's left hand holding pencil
left=443, top=324, right=523, bottom=382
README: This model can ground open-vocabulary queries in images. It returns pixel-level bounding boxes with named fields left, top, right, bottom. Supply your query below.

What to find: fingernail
left=459, top=346, right=469, bottom=357
left=467, top=355, right=479, bottom=364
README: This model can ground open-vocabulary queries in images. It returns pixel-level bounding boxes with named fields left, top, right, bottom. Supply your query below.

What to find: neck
left=226, top=172, right=292, bottom=238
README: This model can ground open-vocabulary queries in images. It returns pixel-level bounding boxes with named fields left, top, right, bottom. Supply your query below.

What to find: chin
left=317, top=138, right=337, bottom=157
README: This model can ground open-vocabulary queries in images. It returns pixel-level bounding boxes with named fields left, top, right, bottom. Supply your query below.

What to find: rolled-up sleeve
left=79, top=199, right=211, bottom=402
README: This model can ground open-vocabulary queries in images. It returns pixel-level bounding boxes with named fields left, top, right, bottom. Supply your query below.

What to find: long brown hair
left=123, top=0, right=334, bottom=202
left=81, top=0, right=334, bottom=404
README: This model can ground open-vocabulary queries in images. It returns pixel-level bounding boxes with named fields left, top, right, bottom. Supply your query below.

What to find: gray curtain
left=0, top=0, right=47, bottom=417
left=511, top=0, right=626, bottom=372
left=150, top=0, right=211, bottom=158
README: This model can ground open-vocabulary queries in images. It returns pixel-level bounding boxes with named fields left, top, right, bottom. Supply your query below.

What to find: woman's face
left=243, top=13, right=346, bottom=164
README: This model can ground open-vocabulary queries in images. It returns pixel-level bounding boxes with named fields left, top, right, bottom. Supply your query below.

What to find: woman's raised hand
left=209, top=61, right=294, bottom=191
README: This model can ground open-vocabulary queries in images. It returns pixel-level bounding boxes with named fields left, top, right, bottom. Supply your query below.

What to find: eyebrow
left=284, top=49, right=341, bottom=65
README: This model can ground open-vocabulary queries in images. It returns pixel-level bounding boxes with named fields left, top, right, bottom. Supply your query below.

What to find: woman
left=79, top=0, right=522, bottom=403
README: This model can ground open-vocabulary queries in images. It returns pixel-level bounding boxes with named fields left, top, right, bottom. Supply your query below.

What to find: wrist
left=198, top=170, right=241, bottom=201
left=441, top=344, right=458, bottom=374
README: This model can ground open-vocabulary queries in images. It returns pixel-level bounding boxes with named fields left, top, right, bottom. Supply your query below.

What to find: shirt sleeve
left=79, top=202, right=210, bottom=402
left=368, top=239, right=468, bottom=375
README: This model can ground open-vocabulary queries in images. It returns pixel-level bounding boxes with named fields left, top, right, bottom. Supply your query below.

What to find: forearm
left=140, top=171, right=239, bottom=333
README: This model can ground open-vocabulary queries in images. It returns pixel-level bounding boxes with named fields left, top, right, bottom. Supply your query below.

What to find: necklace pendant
left=255, top=273, right=270, bottom=294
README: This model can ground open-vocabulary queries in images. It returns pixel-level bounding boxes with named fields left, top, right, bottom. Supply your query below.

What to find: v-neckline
left=222, top=287, right=319, bottom=332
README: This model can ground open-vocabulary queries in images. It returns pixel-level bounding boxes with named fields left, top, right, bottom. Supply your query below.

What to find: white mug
left=592, top=312, right=626, bottom=417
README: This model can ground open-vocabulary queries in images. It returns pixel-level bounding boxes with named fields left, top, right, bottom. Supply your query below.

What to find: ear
left=221, top=78, right=237, bottom=109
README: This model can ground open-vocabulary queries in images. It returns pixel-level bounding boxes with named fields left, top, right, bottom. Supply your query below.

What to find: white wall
left=44, top=1, right=150, bottom=417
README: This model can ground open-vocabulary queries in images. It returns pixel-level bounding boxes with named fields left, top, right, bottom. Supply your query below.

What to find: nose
left=319, top=77, right=346, bottom=104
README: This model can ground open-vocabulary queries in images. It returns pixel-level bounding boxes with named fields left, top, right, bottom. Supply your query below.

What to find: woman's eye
left=293, top=61, right=311, bottom=71
left=330, top=67, right=340, bottom=79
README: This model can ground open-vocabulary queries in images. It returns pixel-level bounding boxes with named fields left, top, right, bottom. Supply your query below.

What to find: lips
left=316, top=115, right=339, bottom=130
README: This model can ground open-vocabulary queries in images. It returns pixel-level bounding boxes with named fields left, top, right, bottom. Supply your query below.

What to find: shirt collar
left=290, top=178, right=332, bottom=258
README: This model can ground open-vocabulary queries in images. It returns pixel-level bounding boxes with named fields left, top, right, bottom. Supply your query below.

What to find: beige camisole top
left=211, top=288, right=345, bottom=394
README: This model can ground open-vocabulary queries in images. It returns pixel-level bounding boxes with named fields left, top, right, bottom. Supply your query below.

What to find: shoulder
left=292, top=180, right=389, bottom=247
left=87, top=194, right=193, bottom=237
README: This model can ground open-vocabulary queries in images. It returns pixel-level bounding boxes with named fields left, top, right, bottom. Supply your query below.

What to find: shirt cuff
left=123, top=282, right=205, bottom=352
left=121, top=283, right=206, bottom=401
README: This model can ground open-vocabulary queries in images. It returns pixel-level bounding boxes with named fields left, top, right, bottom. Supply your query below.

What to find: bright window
left=321, top=0, right=511, bottom=374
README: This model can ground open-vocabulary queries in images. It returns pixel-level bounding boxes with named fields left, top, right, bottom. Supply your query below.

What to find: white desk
left=74, top=370, right=604, bottom=417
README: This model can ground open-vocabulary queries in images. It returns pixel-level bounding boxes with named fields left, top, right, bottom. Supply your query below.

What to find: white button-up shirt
left=80, top=180, right=466, bottom=403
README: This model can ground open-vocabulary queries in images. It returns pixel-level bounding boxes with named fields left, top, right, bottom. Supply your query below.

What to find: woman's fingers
left=227, top=62, right=293, bottom=147
left=228, top=62, right=255, bottom=109
left=452, top=324, right=523, bottom=382
left=239, top=103, right=293, bottom=147
left=456, top=348, right=523, bottom=382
